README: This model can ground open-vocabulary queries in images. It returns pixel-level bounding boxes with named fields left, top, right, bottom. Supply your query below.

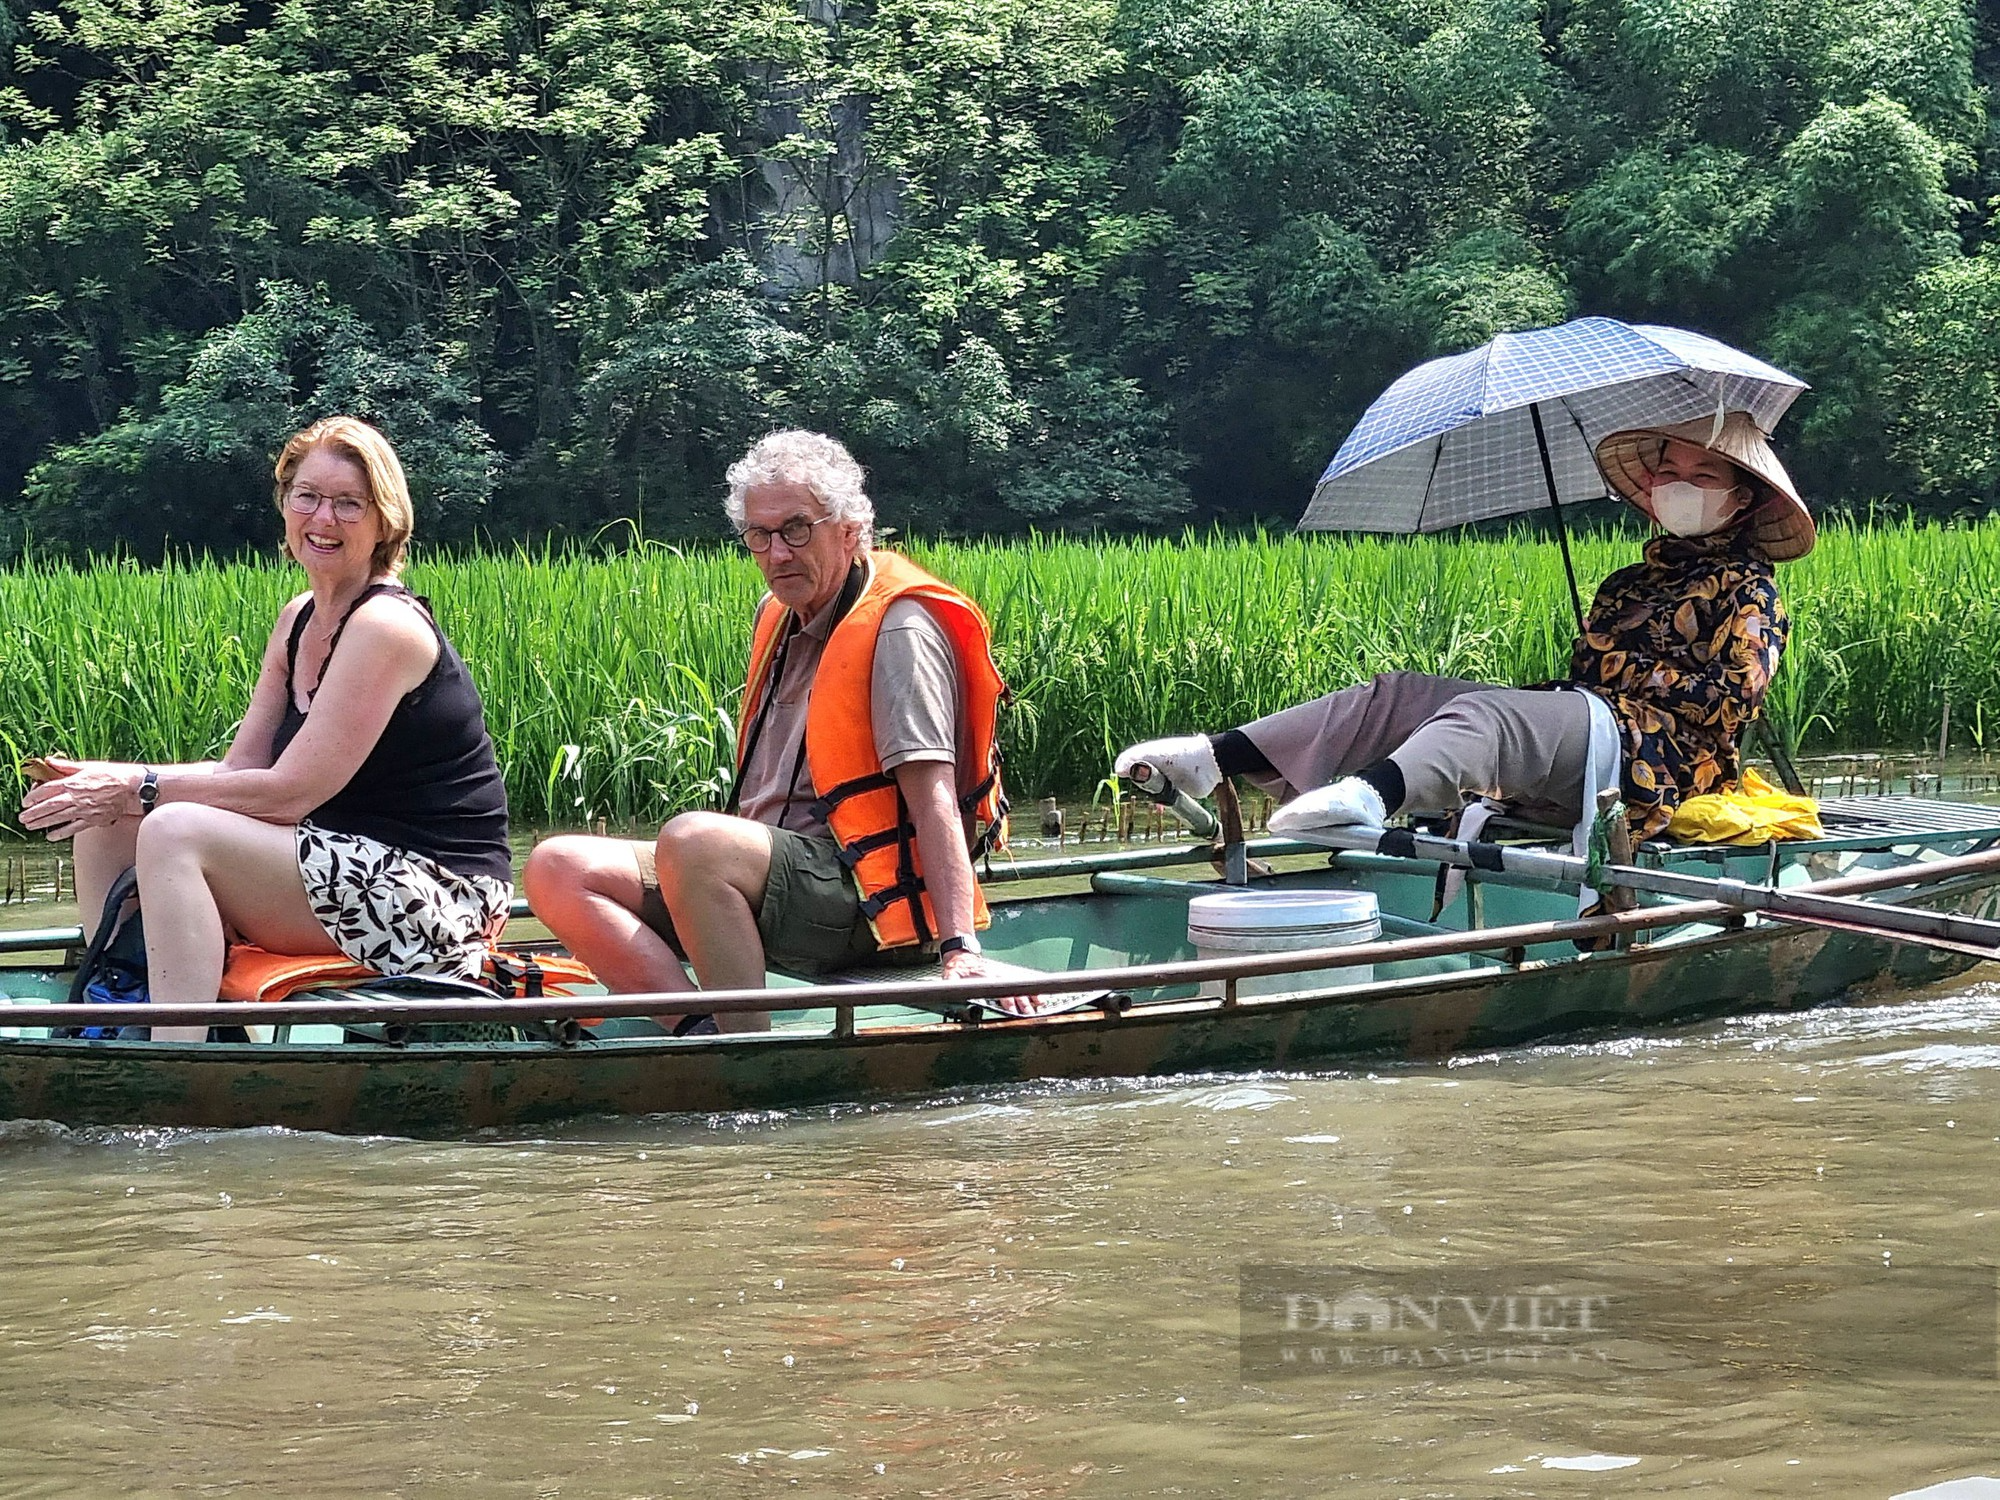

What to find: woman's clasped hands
left=18, top=756, right=147, bottom=841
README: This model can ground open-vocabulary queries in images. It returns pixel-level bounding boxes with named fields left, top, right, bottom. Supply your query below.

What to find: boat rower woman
left=1114, top=411, right=1816, bottom=845
left=20, top=416, right=512, bottom=1040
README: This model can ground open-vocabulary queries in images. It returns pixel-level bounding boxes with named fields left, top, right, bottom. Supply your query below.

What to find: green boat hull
left=1, top=836, right=1994, bottom=1136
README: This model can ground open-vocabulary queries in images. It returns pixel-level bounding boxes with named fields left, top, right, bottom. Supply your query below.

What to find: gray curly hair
left=724, top=430, right=875, bottom=536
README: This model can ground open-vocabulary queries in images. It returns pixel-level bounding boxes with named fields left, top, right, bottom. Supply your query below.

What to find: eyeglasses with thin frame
left=286, top=484, right=371, bottom=524
left=737, top=514, right=836, bottom=553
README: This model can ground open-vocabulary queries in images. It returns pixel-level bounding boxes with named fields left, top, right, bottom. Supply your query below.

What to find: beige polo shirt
left=735, top=563, right=962, bottom=840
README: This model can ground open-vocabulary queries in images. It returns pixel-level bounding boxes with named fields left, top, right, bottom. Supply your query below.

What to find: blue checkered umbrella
left=1301, top=317, right=1805, bottom=530
left=1297, top=316, right=1807, bottom=626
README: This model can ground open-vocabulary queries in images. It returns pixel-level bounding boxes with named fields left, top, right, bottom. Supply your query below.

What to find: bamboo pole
left=1303, top=829, right=2000, bottom=961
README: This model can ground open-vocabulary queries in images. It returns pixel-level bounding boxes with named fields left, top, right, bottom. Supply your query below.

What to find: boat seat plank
left=807, top=957, right=949, bottom=985
left=1811, top=795, right=2000, bottom=838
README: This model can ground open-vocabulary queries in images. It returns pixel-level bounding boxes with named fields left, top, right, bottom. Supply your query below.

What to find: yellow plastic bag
left=1665, top=767, right=1823, bottom=845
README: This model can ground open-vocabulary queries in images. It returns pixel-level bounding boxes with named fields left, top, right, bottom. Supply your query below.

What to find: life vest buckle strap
left=957, top=770, right=997, bottom=812
left=808, top=770, right=899, bottom=824
left=859, top=876, right=927, bottom=920
left=483, top=952, right=546, bottom=998
left=967, top=815, right=1007, bottom=860
left=833, top=825, right=913, bottom=869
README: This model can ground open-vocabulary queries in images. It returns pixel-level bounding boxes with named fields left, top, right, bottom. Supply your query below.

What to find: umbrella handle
left=1529, top=401, right=1588, bottom=635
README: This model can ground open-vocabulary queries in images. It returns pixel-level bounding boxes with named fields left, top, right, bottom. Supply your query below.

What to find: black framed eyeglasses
left=737, top=514, right=835, bottom=553
left=286, top=485, right=371, bottom=524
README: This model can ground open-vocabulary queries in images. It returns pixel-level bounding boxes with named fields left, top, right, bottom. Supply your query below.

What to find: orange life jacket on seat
left=740, top=550, right=1009, bottom=950
left=218, top=943, right=601, bottom=1005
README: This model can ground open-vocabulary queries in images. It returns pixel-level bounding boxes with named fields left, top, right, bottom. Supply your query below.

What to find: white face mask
left=1649, top=480, right=1741, bottom=536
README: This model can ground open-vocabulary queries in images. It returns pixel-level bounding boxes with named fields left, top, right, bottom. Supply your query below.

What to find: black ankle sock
left=1209, top=729, right=1274, bottom=777
left=1355, top=758, right=1405, bottom=814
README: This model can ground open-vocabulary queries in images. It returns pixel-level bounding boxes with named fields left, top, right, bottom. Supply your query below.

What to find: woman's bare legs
left=134, top=804, right=339, bottom=1040
left=71, top=819, right=141, bottom=941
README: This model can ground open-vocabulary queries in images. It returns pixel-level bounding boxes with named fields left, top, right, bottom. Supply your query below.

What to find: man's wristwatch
left=938, top=933, right=983, bottom=959
left=138, top=768, right=159, bottom=817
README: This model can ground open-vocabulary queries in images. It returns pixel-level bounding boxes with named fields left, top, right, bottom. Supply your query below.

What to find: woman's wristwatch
left=938, top=933, right=983, bottom=959
left=138, top=767, right=159, bottom=816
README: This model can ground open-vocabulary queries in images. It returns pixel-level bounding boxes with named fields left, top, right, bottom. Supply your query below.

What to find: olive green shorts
left=634, top=826, right=883, bottom=976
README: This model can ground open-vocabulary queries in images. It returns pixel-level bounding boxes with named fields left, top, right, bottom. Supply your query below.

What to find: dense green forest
left=0, top=0, right=1994, bottom=559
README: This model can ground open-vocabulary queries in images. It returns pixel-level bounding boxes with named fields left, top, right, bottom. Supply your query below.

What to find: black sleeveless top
left=271, top=583, right=511, bottom=884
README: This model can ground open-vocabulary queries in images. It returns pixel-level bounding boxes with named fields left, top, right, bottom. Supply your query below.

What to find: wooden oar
left=1299, top=825, right=2000, bottom=961
left=3, top=849, right=1995, bottom=1032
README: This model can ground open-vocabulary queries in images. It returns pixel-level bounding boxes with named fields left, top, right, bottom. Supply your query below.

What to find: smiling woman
left=17, top=416, right=513, bottom=1039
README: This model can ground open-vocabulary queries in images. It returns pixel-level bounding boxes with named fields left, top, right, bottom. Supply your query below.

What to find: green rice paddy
left=4, top=519, right=1997, bottom=828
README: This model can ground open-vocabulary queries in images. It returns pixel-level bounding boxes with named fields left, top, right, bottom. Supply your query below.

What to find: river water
left=6, top=772, right=2000, bottom=1495
left=2, top=975, right=1998, bottom=1496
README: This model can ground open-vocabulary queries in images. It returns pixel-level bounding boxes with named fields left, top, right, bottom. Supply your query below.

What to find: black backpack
left=63, top=867, right=148, bottom=1039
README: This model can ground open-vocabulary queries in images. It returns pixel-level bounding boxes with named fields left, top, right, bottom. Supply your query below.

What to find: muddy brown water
left=1, top=975, right=1998, bottom=1496
left=6, top=778, right=2000, bottom=1496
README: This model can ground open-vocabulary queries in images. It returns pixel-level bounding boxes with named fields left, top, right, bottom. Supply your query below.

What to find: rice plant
left=5, top=519, right=1997, bottom=831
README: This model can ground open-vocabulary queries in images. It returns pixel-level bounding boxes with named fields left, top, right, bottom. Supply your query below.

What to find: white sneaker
left=1112, top=735, right=1222, bottom=799
left=1268, top=776, right=1387, bottom=834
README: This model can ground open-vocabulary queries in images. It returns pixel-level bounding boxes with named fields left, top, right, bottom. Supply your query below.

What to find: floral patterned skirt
left=294, top=821, right=511, bottom=979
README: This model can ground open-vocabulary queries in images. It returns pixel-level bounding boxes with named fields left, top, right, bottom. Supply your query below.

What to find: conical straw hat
left=1595, top=411, right=1815, bottom=561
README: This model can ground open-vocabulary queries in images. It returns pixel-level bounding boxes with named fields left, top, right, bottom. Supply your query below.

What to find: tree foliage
left=21, top=281, right=496, bottom=556
left=0, top=0, right=1995, bottom=560
left=1884, top=248, right=2000, bottom=504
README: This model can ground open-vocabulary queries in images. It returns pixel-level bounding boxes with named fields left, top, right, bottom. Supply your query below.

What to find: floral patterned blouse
left=1567, top=528, right=1789, bottom=840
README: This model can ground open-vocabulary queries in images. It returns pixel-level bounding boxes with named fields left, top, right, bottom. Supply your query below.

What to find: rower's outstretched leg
left=1271, top=688, right=1596, bottom=835
left=1385, top=687, right=1594, bottom=821
left=1236, top=671, right=1487, bottom=798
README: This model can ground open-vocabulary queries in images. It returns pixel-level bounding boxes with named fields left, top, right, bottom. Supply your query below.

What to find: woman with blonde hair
left=21, top=416, right=511, bottom=1039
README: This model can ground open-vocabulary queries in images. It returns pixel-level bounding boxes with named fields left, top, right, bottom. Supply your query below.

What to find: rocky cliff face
left=739, top=0, right=901, bottom=299
left=748, top=85, right=900, bottom=297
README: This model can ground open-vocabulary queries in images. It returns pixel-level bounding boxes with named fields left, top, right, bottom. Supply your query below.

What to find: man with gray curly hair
left=722, top=429, right=874, bottom=536
left=527, top=429, right=1044, bottom=1023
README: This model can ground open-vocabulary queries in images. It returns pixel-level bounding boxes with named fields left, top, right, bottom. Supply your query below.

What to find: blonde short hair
left=272, top=416, right=415, bottom=575
left=723, top=430, right=874, bottom=536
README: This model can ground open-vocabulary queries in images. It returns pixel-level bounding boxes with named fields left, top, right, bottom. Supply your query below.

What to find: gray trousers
left=1238, top=672, right=1595, bottom=825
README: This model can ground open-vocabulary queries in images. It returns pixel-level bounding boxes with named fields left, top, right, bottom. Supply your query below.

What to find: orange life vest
left=740, top=551, right=1009, bottom=950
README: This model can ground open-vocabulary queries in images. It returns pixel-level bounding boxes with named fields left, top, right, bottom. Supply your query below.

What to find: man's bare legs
left=523, top=836, right=696, bottom=993
left=651, top=813, right=774, bottom=1002
left=524, top=818, right=776, bottom=1033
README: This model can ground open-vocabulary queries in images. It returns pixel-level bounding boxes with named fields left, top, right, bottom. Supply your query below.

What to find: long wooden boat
left=1, top=793, right=1998, bottom=1136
